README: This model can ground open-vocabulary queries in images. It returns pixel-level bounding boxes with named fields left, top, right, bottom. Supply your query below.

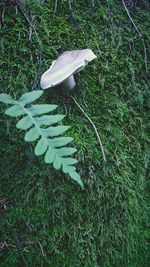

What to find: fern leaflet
left=0, top=90, right=83, bottom=188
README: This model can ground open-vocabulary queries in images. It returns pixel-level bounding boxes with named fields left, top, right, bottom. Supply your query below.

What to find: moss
left=0, top=1, right=149, bottom=266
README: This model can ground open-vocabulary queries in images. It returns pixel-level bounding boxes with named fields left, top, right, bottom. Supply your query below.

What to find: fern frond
left=0, top=91, right=83, bottom=188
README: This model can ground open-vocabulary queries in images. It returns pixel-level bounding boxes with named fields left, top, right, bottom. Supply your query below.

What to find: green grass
left=0, top=0, right=149, bottom=266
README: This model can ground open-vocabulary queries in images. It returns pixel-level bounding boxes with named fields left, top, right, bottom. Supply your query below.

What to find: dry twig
left=68, top=0, right=81, bottom=29
left=71, top=96, right=107, bottom=162
left=38, top=240, right=46, bottom=257
left=17, top=0, right=42, bottom=90
left=122, top=0, right=148, bottom=73
left=53, top=0, right=58, bottom=19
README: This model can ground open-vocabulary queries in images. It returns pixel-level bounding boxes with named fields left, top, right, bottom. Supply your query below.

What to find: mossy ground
left=0, top=1, right=150, bottom=266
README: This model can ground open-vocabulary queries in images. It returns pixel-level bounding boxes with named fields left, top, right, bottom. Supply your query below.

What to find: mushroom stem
left=62, top=75, right=76, bottom=91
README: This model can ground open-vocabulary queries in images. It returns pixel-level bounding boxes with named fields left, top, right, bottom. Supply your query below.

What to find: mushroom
left=40, top=49, right=97, bottom=91
left=40, top=49, right=106, bottom=161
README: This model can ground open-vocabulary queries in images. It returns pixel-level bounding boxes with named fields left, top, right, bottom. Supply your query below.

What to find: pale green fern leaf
left=16, top=116, right=34, bottom=130
left=5, top=105, right=26, bottom=117
left=27, top=104, right=57, bottom=115
left=0, top=90, right=83, bottom=188
left=18, top=90, right=43, bottom=105
left=0, top=93, right=17, bottom=104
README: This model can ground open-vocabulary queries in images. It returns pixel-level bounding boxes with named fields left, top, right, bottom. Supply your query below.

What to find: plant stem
left=122, top=0, right=148, bottom=73
left=71, top=96, right=107, bottom=162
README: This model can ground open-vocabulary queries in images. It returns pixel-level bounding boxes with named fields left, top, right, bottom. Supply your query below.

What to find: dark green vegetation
left=0, top=0, right=149, bottom=266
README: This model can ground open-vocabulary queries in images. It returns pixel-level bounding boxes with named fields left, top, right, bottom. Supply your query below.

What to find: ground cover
left=0, top=1, right=149, bottom=266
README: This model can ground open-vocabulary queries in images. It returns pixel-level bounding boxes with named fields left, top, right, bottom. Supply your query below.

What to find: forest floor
left=0, top=1, right=150, bottom=266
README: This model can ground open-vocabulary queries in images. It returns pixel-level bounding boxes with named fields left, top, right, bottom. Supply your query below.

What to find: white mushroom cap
left=40, top=49, right=97, bottom=90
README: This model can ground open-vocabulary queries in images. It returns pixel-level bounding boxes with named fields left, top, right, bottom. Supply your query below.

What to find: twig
left=15, top=233, right=29, bottom=267
left=122, top=0, right=148, bottom=73
left=68, top=0, right=81, bottom=29
left=71, top=96, right=107, bottom=162
left=62, top=101, right=68, bottom=116
left=53, top=0, right=58, bottom=19
left=38, top=240, right=46, bottom=257
left=0, top=241, right=16, bottom=249
left=0, top=5, right=5, bottom=28
left=17, top=0, right=42, bottom=90
left=17, top=1, right=39, bottom=42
